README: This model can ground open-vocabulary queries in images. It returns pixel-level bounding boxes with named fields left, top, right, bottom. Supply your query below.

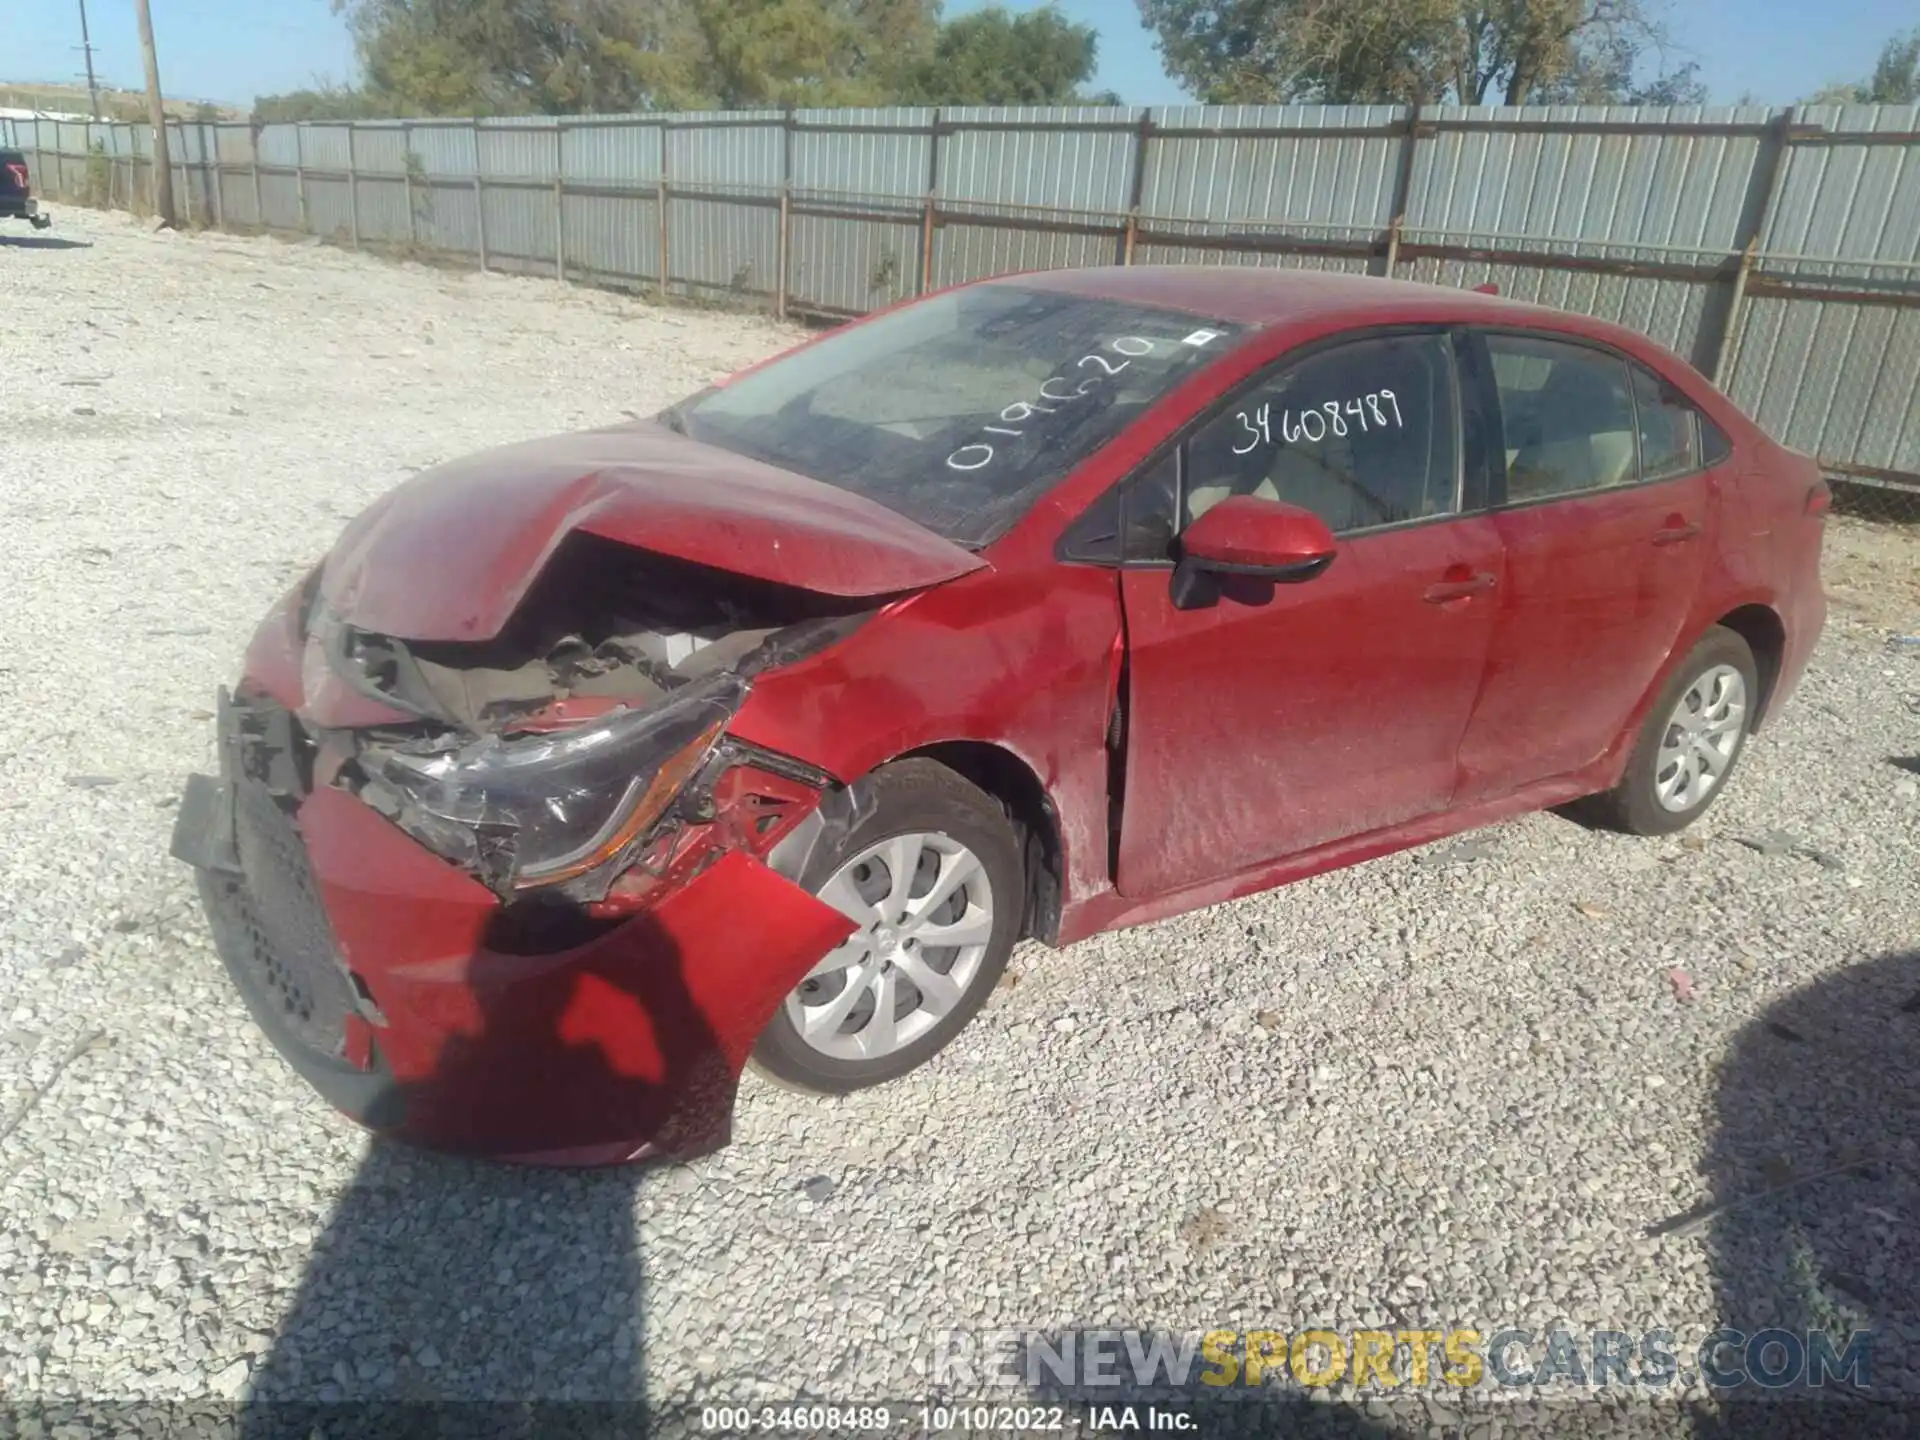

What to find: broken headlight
left=358, top=672, right=746, bottom=892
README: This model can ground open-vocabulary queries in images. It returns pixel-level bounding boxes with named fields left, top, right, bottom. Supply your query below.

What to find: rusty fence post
left=657, top=119, right=671, bottom=300
left=346, top=123, right=360, bottom=248
left=295, top=124, right=309, bottom=233
left=1709, top=107, right=1801, bottom=390
left=776, top=109, right=793, bottom=319
left=1381, top=104, right=1424, bottom=277
left=1120, top=111, right=1153, bottom=265
left=919, top=108, right=942, bottom=295
left=473, top=118, right=489, bottom=272
left=554, top=124, right=567, bottom=283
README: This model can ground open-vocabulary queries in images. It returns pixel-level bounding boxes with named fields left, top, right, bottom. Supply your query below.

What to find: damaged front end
left=315, top=538, right=868, bottom=904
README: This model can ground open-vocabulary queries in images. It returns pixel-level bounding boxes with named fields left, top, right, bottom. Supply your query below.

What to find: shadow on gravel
left=1692, top=947, right=1920, bottom=1431
left=0, top=234, right=91, bottom=251
left=235, top=909, right=735, bottom=1439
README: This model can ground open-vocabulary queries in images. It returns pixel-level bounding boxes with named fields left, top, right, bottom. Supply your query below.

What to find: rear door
left=1113, top=329, right=1505, bottom=899
left=1452, top=332, right=1710, bottom=804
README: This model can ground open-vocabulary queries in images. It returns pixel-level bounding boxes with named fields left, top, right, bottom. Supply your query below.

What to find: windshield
left=677, top=285, right=1244, bottom=546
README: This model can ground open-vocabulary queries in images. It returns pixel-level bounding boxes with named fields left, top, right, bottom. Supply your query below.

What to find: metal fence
left=8, top=102, right=1920, bottom=514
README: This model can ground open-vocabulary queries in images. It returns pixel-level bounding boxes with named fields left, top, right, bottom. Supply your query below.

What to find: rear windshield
left=677, top=285, right=1243, bottom=547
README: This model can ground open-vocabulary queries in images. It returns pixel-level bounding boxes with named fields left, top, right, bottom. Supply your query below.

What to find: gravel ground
left=2, top=210, right=1917, bottom=1432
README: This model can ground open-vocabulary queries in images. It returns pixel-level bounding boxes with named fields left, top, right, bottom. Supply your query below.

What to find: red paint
left=321, top=422, right=985, bottom=641
left=295, top=785, right=853, bottom=1160
left=1118, top=516, right=1507, bottom=896
left=195, top=265, right=1825, bottom=1164
left=1178, top=495, right=1338, bottom=572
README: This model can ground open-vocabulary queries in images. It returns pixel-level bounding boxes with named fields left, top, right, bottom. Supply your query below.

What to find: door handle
left=1424, top=572, right=1498, bottom=603
left=1652, top=518, right=1703, bottom=546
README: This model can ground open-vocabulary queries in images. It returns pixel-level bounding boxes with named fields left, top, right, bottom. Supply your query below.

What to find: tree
left=688, top=0, right=939, bottom=108
left=330, top=0, right=1115, bottom=115
left=1137, top=0, right=1693, bottom=106
left=253, top=84, right=390, bottom=123
left=1806, top=29, right=1920, bottom=105
left=901, top=6, right=1103, bottom=107
left=333, top=0, right=714, bottom=115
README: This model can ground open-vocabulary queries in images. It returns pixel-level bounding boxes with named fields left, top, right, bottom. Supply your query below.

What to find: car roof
left=995, top=264, right=1660, bottom=356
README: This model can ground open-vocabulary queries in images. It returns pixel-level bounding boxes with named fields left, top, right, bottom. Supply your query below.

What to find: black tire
left=1586, top=625, right=1759, bottom=836
left=750, top=759, right=1024, bottom=1095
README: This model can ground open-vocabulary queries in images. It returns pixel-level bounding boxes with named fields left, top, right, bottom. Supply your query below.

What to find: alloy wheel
left=788, top=831, right=995, bottom=1061
left=1654, top=663, right=1747, bottom=812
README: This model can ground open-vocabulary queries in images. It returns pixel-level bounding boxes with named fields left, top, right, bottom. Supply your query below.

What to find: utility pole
left=134, top=0, right=174, bottom=227
left=77, top=0, right=102, bottom=120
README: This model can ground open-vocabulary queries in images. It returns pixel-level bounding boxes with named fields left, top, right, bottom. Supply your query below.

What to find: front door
left=1115, top=330, right=1503, bottom=900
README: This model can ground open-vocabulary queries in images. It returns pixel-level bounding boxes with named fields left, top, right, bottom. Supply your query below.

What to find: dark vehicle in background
left=1, top=150, right=52, bottom=230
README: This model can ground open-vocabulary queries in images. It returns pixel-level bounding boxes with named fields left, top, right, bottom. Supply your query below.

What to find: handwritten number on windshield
left=945, top=337, right=1155, bottom=472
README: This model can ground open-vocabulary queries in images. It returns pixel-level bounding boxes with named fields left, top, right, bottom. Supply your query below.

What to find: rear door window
left=1486, top=335, right=1638, bottom=502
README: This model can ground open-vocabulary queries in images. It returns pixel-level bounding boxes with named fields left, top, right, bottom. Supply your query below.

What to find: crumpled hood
left=320, top=421, right=986, bottom=642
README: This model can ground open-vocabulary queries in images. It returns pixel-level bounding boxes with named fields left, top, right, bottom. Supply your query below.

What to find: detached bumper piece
left=172, top=688, right=854, bottom=1165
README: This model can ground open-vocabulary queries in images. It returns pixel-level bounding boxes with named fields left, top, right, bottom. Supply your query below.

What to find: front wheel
left=751, top=759, right=1023, bottom=1095
left=1588, top=625, right=1759, bottom=835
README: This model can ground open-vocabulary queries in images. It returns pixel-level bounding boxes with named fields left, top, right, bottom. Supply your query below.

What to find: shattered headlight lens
left=361, top=673, right=745, bottom=891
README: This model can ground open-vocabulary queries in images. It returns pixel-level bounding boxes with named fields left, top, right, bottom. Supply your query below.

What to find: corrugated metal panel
left=789, top=213, right=922, bottom=312
left=792, top=107, right=931, bottom=197
left=1726, top=295, right=1920, bottom=473
left=302, top=125, right=351, bottom=173
left=563, top=191, right=661, bottom=286
left=1145, top=104, right=1403, bottom=229
left=356, top=175, right=412, bottom=245
left=257, top=125, right=301, bottom=169
left=667, top=194, right=778, bottom=297
left=353, top=125, right=408, bottom=177
left=935, top=222, right=1114, bottom=288
left=305, top=177, right=354, bottom=242
left=941, top=105, right=1140, bottom=213
left=483, top=185, right=559, bottom=271
left=478, top=122, right=558, bottom=180
left=563, top=120, right=662, bottom=185
left=1764, top=103, right=1920, bottom=275
left=1409, top=105, right=1771, bottom=254
left=666, top=112, right=782, bottom=187
left=1404, top=254, right=1711, bottom=357
left=407, top=123, right=478, bottom=179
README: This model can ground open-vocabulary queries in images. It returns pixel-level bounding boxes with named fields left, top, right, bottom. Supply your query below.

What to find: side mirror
left=1171, top=495, right=1337, bottom=609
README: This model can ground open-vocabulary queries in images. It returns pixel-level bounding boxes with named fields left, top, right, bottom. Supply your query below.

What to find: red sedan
left=172, top=267, right=1828, bottom=1164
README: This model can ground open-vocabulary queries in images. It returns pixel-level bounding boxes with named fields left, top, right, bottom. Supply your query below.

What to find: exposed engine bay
left=300, top=535, right=875, bottom=904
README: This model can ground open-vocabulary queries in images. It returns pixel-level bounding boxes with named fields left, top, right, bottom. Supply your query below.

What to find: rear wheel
left=751, top=760, right=1022, bottom=1095
left=1588, top=625, right=1758, bottom=835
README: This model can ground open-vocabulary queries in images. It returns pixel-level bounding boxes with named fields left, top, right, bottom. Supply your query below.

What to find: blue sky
left=6, top=0, right=1915, bottom=109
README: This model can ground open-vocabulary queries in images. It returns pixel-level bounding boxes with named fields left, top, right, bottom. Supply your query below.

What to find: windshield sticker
left=946, top=335, right=1163, bottom=473
left=1231, top=389, right=1404, bottom=453
left=1182, top=329, right=1224, bottom=347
